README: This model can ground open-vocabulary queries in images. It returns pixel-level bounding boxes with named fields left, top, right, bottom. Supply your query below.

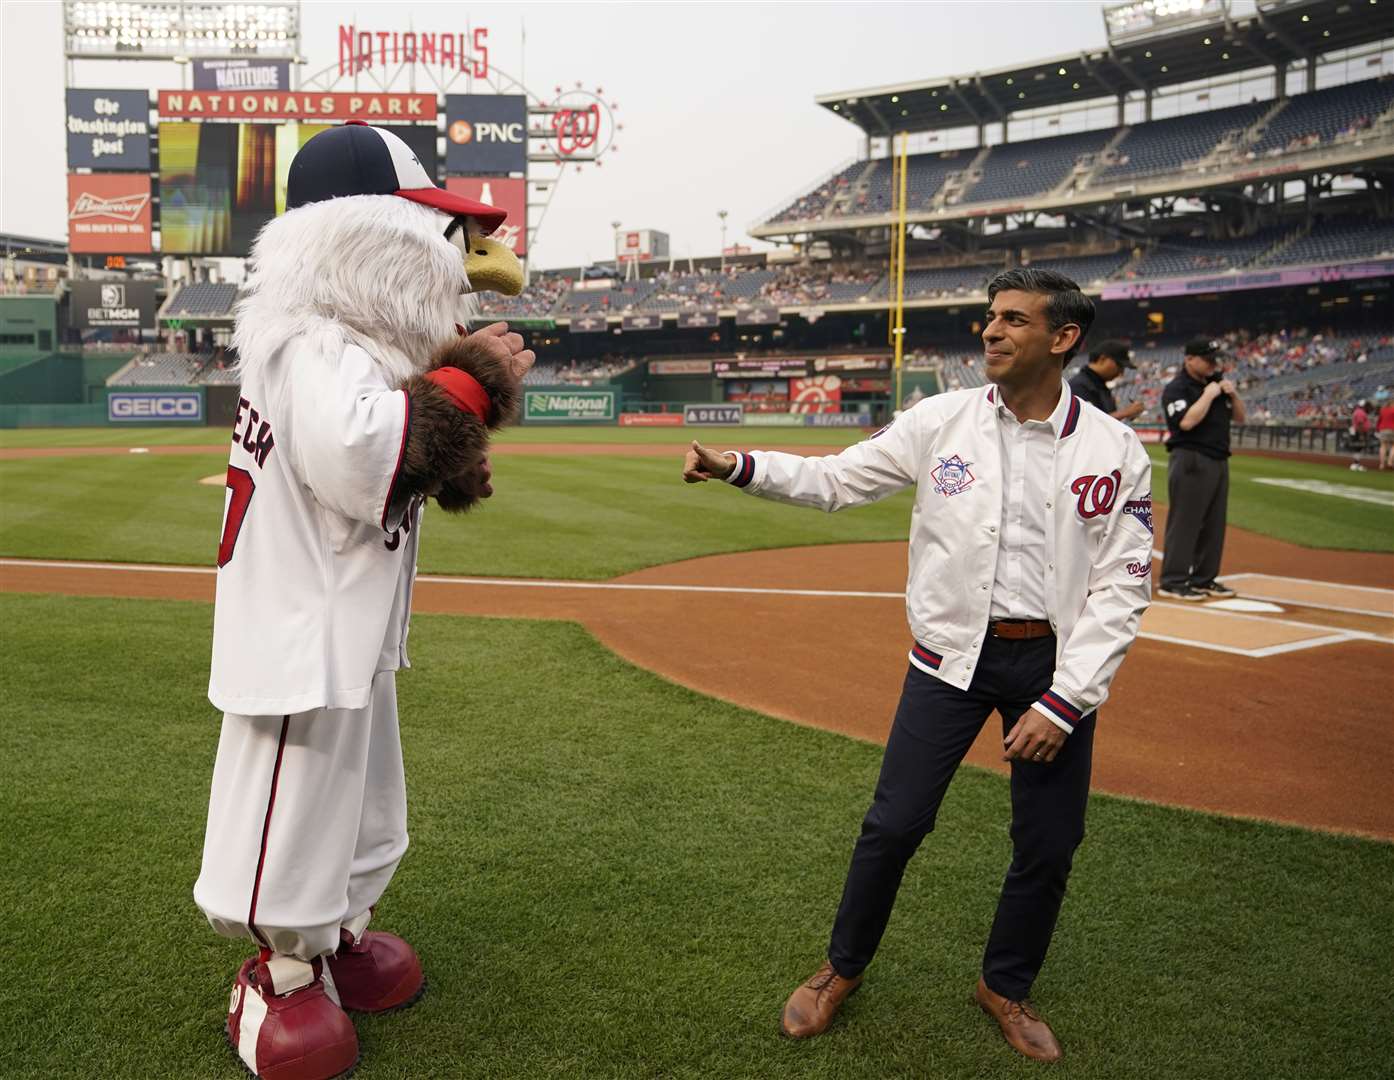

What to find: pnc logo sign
left=449, top=119, right=523, bottom=145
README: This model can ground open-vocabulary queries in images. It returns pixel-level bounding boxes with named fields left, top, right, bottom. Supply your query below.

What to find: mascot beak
left=464, top=232, right=524, bottom=297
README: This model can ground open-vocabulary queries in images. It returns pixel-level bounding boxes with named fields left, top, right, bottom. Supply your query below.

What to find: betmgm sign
left=107, top=391, right=205, bottom=424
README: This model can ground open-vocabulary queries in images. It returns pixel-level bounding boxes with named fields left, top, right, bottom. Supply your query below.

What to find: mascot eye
left=444, top=218, right=469, bottom=258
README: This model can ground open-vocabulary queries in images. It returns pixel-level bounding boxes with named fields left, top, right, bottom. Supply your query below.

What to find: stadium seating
left=109, top=352, right=209, bottom=386
left=1097, top=101, right=1270, bottom=181
left=1260, top=218, right=1394, bottom=267
left=766, top=161, right=867, bottom=224
left=963, top=130, right=1114, bottom=204
left=1250, top=78, right=1394, bottom=157
left=1125, top=227, right=1287, bottom=279
left=163, top=282, right=239, bottom=318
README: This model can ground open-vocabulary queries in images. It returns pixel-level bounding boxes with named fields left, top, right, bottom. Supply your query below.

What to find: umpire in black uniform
left=1158, top=338, right=1246, bottom=601
left=1069, top=339, right=1145, bottom=422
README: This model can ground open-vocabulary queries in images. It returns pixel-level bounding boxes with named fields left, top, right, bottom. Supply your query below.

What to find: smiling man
left=682, top=268, right=1154, bottom=1062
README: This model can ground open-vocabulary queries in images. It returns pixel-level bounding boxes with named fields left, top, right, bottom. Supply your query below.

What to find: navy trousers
left=826, top=633, right=1095, bottom=1001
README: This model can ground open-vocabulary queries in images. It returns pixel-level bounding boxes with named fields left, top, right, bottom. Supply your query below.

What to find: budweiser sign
left=67, top=174, right=152, bottom=254
left=71, top=191, right=150, bottom=221
left=158, top=91, right=436, bottom=121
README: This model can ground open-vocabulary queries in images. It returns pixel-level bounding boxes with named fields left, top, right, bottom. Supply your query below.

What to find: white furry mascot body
left=192, top=123, right=529, bottom=1080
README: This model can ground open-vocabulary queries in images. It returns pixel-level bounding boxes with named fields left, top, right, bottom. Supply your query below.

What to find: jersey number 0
left=217, top=466, right=255, bottom=568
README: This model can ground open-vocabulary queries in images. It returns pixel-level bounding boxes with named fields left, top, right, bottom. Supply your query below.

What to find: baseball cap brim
left=395, top=187, right=506, bottom=235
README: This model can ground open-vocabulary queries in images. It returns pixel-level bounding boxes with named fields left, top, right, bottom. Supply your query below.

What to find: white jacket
left=724, top=381, right=1154, bottom=732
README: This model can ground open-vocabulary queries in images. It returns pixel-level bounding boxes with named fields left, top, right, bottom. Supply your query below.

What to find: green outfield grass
left=2, top=592, right=1389, bottom=1080
left=1, top=429, right=1390, bottom=573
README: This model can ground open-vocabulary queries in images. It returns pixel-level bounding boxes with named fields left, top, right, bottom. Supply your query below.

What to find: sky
left=3, top=0, right=1135, bottom=270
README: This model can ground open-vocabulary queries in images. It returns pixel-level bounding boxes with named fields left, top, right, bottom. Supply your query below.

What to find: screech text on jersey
left=231, top=396, right=276, bottom=468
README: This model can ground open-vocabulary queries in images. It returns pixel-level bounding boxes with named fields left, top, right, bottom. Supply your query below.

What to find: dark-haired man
left=683, top=268, right=1153, bottom=1062
left=1070, top=339, right=1145, bottom=422
left=1158, top=338, right=1245, bottom=601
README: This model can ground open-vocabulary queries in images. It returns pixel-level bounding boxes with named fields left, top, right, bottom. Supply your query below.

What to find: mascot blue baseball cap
left=287, top=121, right=506, bottom=233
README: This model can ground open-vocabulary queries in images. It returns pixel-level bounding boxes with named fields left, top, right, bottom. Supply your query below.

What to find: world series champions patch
left=1122, top=497, right=1154, bottom=533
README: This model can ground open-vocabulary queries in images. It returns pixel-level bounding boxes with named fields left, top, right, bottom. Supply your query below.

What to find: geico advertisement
left=108, top=392, right=204, bottom=422
left=445, top=94, right=527, bottom=174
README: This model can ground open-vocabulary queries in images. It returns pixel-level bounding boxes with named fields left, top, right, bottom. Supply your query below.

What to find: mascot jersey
left=208, top=338, right=421, bottom=716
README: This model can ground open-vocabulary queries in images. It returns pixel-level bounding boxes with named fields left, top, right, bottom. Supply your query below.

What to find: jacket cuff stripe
left=728, top=452, right=756, bottom=488
left=1039, top=689, right=1083, bottom=724
left=911, top=642, right=943, bottom=669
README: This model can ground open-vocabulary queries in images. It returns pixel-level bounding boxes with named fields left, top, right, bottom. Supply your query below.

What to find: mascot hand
left=469, top=321, right=536, bottom=381
left=396, top=330, right=526, bottom=513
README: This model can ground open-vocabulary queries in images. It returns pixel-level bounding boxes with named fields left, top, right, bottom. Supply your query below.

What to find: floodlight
left=1103, top=0, right=1227, bottom=43
left=63, top=0, right=298, bottom=59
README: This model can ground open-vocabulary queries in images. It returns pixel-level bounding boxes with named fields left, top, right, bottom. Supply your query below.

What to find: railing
left=750, top=155, right=857, bottom=231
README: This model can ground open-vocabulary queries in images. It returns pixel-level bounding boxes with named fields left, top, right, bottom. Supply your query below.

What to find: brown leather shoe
left=780, top=961, right=863, bottom=1038
left=974, top=976, right=1063, bottom=1062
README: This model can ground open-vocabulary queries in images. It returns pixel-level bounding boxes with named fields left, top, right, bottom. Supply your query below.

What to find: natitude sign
left=66, top=174, right=152, bottom=254
left=192, top=59, right=290, bottom=91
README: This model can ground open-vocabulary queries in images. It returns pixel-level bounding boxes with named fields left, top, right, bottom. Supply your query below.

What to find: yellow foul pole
left=893, top=132, right=908, bottom=410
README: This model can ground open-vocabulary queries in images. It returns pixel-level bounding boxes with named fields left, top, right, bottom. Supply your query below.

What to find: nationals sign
left=158, top=91, right=436, bottom=121
left=445, top=177, right=526, bottom=255
left=67, top=174, right=152, bottom=254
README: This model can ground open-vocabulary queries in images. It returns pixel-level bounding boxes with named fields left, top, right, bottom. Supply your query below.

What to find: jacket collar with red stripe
left=983, top=378, right=1081, bottom=441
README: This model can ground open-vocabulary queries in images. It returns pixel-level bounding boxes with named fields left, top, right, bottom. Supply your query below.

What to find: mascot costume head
left=196, top=121, right=533, bottom=1080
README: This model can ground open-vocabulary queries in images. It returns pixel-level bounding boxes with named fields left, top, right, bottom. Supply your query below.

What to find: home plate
left=129, top=447, right=149, bottom=454
left=1204, top=598, right=1285, bottom=614
left=199, top=474, right=225, bottom=486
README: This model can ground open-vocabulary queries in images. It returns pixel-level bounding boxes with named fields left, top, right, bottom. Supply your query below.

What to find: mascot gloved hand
left=193, top=122, right=529, bottom=1080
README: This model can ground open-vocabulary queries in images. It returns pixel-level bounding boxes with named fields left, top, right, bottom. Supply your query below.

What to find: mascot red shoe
left=193, top=122, right=531, bottom=1080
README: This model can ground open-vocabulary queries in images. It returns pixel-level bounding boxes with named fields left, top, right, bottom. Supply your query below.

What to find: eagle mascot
left=192, top=121, right=532, bottom=1080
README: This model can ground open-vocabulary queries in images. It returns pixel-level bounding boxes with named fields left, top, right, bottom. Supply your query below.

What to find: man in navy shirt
left=1068, top=339, right=1145, bottom=422
left=1158, top=338, right=1246, bottom=600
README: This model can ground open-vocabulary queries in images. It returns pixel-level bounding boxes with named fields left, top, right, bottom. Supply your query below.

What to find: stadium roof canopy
left=817, top=0, right=1388, bottom=136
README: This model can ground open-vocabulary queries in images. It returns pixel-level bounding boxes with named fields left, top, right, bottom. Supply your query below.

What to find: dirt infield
left=3, top=500, right=1391, bottom=840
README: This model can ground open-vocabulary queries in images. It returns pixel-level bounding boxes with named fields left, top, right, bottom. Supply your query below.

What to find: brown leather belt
left=989, top=619, right=1053, bottom=640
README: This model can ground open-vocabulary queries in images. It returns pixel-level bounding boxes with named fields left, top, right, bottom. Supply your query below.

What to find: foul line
left=2, top=558, right=1386, bottom=655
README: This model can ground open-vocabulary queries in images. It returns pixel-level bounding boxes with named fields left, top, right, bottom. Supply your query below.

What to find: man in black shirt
left=1158, top=338, right=1247, bottom=601
left=1069, top=339, right=1145, bottom=422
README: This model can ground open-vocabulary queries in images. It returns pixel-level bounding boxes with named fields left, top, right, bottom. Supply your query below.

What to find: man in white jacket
left=684, top=268, right=1153, bottom=1063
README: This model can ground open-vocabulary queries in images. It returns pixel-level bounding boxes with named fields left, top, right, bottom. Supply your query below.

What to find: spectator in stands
left=1349, top=400, right=1373, bottom=471
left=1068, top=340, right=1145, bottom=423
left=1378, top=396, right=1394, bottom=470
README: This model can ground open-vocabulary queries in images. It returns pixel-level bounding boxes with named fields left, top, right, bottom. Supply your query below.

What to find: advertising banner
left=1100, top=259, right=1394, bottom=300
left=70, top=281, right=157, bottom=329
left=789, top=375, right=842, bottom=415
left=678, top=310, right=719, bottom=328
left=621, top=314, right=661, bottom=331
left=683, top=404, right=743, bottom=426
left=445, top=94, right=527, bottom=174
left=523, top=389, right=616, bottom=424
left=742, top=412, right=804, bottom=427
left=735, top=307, right=779, bottom=326
left=193, top=60, right=290, bottom=91
left=568, top=315, right=608, bottom=334
left=67, top=174, right=152, bottom=254
left=159, top=91, right=436, bottom=121
left=714, top=358, right=807, bottom=379
left=804, top=411, right=870, bottom=428
left=444, top=177, right=526, bottom=255
left=840, top=377, right=891, bottom=392
left=813, top=355, right=889, bottom=373
left=108, top=390, right=204, bottom=423
left=620, top=413, right=684, bottom=427
left=649, top=359, right=712, bottom=375
left=66, top=89, right=150, bottom=170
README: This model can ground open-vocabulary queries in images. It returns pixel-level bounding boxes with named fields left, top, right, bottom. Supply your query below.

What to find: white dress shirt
left=988, top=387, right=1072, bottom=620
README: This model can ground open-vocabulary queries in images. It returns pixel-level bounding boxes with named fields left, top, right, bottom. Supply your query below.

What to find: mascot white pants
left=195, top=672, right=407, bottom=959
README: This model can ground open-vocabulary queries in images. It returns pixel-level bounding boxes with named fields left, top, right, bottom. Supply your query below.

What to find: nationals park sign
left=158, top=91, right=435, bottom=121
left=523, top=390, right=616, bottom=424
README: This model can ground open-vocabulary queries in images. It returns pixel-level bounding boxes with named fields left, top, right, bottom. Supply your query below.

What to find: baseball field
left=2, top=424, right=1392, bottom=1080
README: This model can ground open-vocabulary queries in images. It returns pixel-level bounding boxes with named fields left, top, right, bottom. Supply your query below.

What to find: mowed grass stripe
left=1, top=593, right=1390, bottom=1080
left=0, top=453, right=915, bottom=579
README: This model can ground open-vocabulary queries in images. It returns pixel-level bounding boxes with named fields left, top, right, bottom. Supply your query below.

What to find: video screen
left=158, top=123, right=438, bottom=256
